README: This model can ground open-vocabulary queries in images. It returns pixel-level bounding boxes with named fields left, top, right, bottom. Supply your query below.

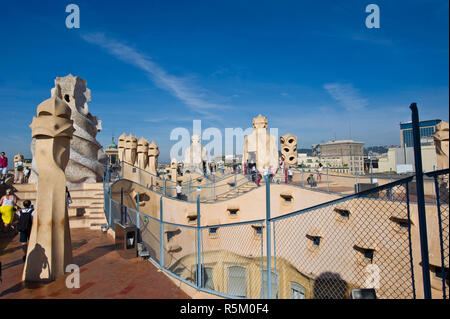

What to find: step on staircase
left=13, top=183, right=107, bottom=230
left=207, top=181, right=260, bottom=202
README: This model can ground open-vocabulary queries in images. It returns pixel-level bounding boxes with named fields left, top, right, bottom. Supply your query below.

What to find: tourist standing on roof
left=17, top=200, right=34, bottom=262
left=0, top=152, right=8, bottom=184
left=0, top=189, right=18, bottom=232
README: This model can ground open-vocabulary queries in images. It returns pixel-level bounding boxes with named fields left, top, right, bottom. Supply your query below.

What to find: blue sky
left=0, top=0, right=448, bottom=162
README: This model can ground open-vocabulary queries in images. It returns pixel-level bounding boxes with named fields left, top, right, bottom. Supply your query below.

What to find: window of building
left=227, top=266, right=247, bottom=297
left=194, top=265, right=215, bottom=290
left=290, top=282, right=306, bottom=299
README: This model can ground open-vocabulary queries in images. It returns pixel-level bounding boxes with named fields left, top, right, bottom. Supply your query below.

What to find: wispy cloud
left=144, top=116, right=194, bottom=123
left=81, top=33, right=228, bottom=118
left=324, top=82, right=369, bottom=111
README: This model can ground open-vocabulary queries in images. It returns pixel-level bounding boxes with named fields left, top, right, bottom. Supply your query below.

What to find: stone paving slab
left=0, top=228, right=190, bottom=299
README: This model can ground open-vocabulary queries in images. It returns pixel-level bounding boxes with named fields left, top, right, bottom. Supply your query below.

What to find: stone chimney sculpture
left=243, top=115, right=279, bottom=171
left=118, top=133, right=126, bottom=163
left=183, top=135, right=208, bottom=175
left=125, top=134, right=138, bottom=165
left=170, top=158, right=178, bottom=182
left=137, top=137, right=149, bottom=169
left=433, top=121, right=449, bottom=171
left=280, top=134, right=298, bottom=167
left=23, top=85, right=75, bottom=282
left=28, top=74, right=106, bottom=188
left=148, top=141, right=159, bottom=175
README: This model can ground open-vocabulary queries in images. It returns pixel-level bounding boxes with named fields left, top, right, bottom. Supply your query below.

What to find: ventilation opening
left=64, top=94, right=70, bottom=103
left=209, top=227, right=218, bottom=235
left=389, top=216, right=411, bottom=228
left=288, top=139, right=294, bottom=144
left=431, top=265, right=449, bottom=282
left=284, top=148, right=290, bottom=153
left=334, top=208, right=350, bottom=219
left=228, top=209, right=239, bottom=216
left=280, top=194, right=293, bottom=203
left=306, top=235, right=321, bottom=246
left=354, top=246, right=375, bottom=263
left=252, top=225, right=263, bottom=235
left=187, top=215, right=197, bottom=223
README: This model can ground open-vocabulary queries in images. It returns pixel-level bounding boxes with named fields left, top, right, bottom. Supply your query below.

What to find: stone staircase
left=12, top=183, right=107, bottom=230
left=206, top=181, right=260, bottom=202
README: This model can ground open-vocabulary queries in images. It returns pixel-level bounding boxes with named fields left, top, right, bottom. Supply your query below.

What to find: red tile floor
left=0, top=228, right=190, bottom=299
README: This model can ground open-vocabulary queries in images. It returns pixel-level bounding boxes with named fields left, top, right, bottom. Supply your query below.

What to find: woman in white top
left=0, top=189, right=18, bottom=232
left=317, top=163, right=323, bottom=182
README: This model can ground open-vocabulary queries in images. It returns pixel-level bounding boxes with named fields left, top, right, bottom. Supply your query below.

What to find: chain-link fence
left=103, top=163, right=449, bottom=299
left=199, top=221, right=265, bottom=298
left=271, top=178, right=416, bottom=299
left=426, top=170, right=449, bottom=299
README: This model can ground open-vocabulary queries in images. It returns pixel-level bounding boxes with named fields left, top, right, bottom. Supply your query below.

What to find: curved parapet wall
left=105, top=172, right=445, bottom=299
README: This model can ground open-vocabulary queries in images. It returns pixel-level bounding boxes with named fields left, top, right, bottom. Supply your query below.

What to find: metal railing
left=103, top=167, right=449, bottom=299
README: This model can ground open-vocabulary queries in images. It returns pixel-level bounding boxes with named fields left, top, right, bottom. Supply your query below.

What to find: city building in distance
left=313, top=140, right=365, bottom=175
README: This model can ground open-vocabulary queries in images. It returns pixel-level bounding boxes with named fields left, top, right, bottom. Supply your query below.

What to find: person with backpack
left=17, top=200, right=34, bottom=261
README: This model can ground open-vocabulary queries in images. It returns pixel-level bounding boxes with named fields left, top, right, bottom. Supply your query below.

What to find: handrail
left=269, top=175, right=415, bottom=222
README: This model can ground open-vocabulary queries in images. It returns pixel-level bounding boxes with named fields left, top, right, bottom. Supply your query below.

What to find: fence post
left=326, top=166, right=330, bottom=192
left=196, top=195, right=202, bottom=288
left=410, top=102, right=432, bottom=299
left=370, top=156, right=373, bottom=184
left=163, top=177, right=166, bottom=197
left=265, top=175, right=272, bottom=299
left=160, top=196, right=164, bottom=269
left=136, top=192, right=140, bottom=230
left=390, top=168, right=393, bottom=200
left=120, top=187, right=124, bottom=225
left=302, top=168, right=304, bottom=186
left=108, top=186, right=112, bottom=227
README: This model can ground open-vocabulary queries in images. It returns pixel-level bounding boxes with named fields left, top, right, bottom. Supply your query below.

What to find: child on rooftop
left=17, top=200, right=34, bottom=261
